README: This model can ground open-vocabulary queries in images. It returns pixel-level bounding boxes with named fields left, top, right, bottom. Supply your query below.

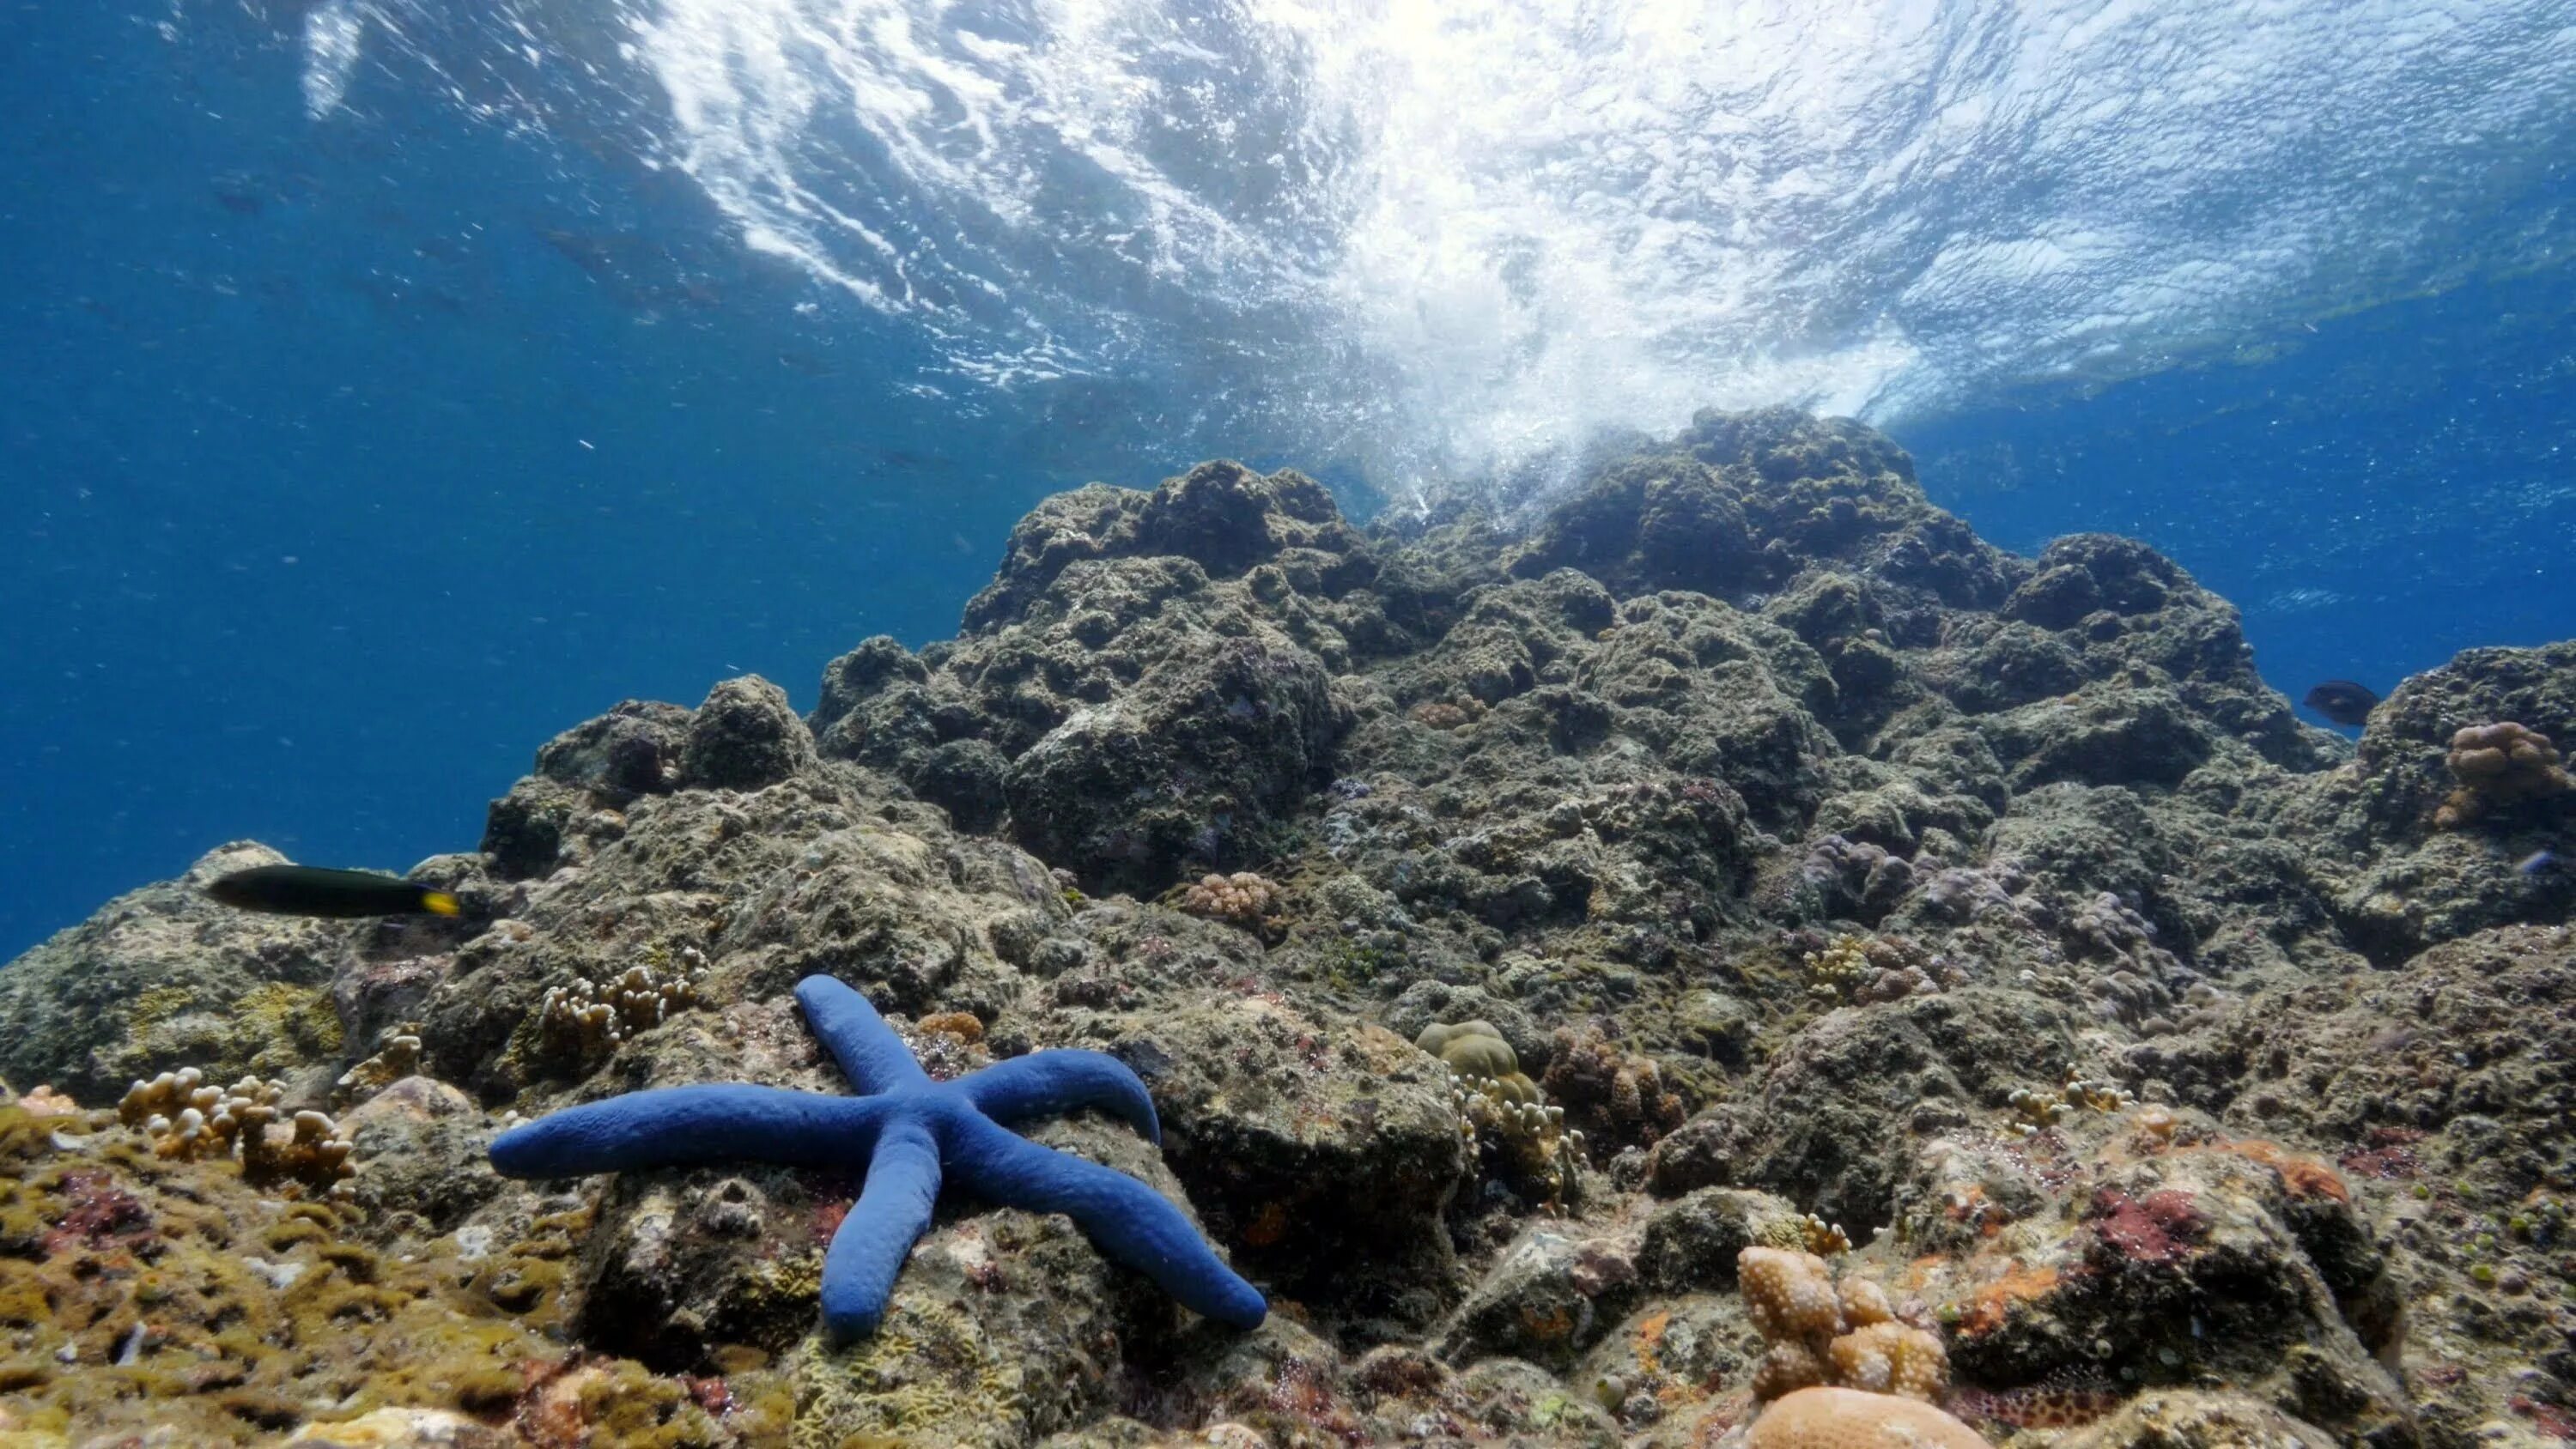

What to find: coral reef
left=1424, top=1024, right=1585, bottom=1215
left=2, top=406, right=2570, bottom=1445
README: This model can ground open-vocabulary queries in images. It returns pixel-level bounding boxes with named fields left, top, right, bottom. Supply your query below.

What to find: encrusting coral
left=2435, top=720, right=2569, bottom=828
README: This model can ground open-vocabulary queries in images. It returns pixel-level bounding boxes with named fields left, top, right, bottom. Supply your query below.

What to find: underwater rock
left=0, top=842, right=349, bottom=1103
left=679, top=674, right=817, bottom=791
left=1097, top=994, right=1465, bottom=1323
left=532, top=698, right=692, bottom=801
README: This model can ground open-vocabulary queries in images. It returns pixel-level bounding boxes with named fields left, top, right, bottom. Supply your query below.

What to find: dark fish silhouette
left=2302, top=680, right=2379, bottom=727
left=206, top=864, right=461, bottom=919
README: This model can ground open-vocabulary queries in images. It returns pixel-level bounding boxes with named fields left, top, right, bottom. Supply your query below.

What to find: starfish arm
left=794, top=974, right=933, bottom=1094
left=821, top=1119, right=945, bottom=1342
left=952, top=1050, right=1163, bottom=1146
left=944, top=1112, right=1266, bottom=1330
left=488, top=1085, right=884, bottom=1178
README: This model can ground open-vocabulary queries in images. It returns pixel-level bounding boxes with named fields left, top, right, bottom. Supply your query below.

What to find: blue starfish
left=487, top=974, right=1267, bottom=1341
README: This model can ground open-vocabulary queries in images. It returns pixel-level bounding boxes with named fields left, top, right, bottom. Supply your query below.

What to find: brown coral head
left=1746, top=1386, right=1995, bottom=1449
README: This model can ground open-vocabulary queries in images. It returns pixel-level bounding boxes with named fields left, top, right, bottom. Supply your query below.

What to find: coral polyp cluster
left=1180, top=870, right=1284, bottom=931
left=533, top=951, right=706, bottom=1065
left=1422, top=1020, right=1585, bottom=1207
left=1740, top=1246, right=1949, bottom=1405
left=2005, top=1068, right=2134, bottom=1135
left=116, top=1066, right=355, bottom=1196
left=2436, top=720, right=2569, bottom=827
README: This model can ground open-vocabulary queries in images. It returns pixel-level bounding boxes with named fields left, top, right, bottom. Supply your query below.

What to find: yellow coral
left=1416, top=1020, right=1524, bottom=1084
left=1755, top=1214, right=1850, bottom=1258
left=1741, top=1246, right=1844, bottom=1343
left=1747, top=1386, right=1994, bottom=1449
left=1804, top=934, right=1872, bottom=1003
left=1828, top=1321, right=1950, bottom=1402
left=2007, top=1069, right=2132, bottom=1137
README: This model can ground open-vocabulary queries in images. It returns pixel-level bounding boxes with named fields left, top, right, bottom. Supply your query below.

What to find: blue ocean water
left=3, top=1, right=2570, bottom=961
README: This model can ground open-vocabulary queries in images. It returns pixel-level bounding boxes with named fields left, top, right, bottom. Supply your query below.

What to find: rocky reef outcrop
left=1, top=406, right=2569, bottom=1447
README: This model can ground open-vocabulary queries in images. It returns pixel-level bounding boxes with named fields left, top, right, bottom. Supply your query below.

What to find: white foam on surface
left=300, top=0, right=369, bottom=118
left=319, top=0, right=2576, bottom=494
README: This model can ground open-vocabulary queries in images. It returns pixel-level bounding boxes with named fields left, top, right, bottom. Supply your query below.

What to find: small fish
left=2302, top=680, right=2379, bottom=727
left=2518, top=850, right=2557, bottom=876
left=205, top=864, right=462, bottom=919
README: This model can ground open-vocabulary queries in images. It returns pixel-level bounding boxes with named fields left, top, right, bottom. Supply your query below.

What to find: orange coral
left=1955, top=1264, right=2059, bottom=1337
left=2221, top=1138, right=2350, bottom=1203
left=916, top=1011, right=985, bottom=1044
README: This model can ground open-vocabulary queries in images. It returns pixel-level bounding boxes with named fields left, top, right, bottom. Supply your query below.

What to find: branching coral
left=1739, top=1246, right=1949, bottom=1405
left=1181, top=871, right=1284, bottom=931
left=1540, top=1022, right=1685, bottom=1149
left=2436, top=722, right=2570, bottom=828
left=243, top=1108, right=358, bottom=1196
left=120, top=1067, right=276, bottom=1161
left=118, top=1067, right=355, bottom=1197
left=535, top=950, right=707, bottom=1066
left=1804, top=932, right=1953, bottom=1006
left=1804, top=934, right=1872, bottom=1002
left=2005, top=1070, right=2133, bottom=1137
left=1420, top=1021, right=1584, bottom=1208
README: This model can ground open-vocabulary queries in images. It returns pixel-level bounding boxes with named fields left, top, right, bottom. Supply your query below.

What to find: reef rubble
left=1, top=407, right=2571, bottom=1447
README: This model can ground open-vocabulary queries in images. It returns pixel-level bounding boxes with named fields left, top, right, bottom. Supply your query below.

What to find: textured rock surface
left=1, top=408, right=2569, bottom=1446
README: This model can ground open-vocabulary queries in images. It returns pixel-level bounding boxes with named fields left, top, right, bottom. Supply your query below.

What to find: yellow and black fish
left=205, top=864, right=462, bottom=919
